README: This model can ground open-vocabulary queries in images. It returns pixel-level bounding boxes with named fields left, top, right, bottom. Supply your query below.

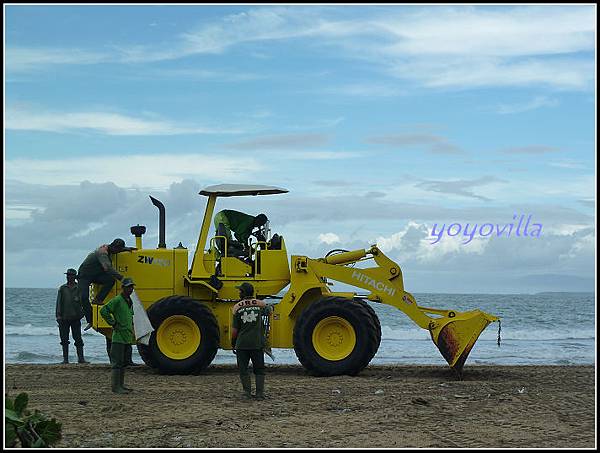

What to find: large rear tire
left=293, top=296, right=381, bottom=376
left=143, top=296, right=219, bottom=374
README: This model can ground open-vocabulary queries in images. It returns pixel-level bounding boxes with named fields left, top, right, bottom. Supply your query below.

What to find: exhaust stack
left=149, top=196, right=166, bottom=249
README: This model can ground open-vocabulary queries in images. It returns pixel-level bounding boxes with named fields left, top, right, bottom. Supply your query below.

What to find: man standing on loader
left=55, top=268, right=88, bottom=364
left=77, top=238, right=135, bottom=332
left=100, top=277, right=136, bottom=394
left=231, top=282, right=271, bottom=400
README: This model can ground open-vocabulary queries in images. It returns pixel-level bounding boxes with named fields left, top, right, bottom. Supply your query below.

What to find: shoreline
left=5, top=363, right=596, bottom=448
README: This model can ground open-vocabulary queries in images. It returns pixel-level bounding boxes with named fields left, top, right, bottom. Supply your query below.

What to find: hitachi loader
left=90, top=184, right=499, bottom=378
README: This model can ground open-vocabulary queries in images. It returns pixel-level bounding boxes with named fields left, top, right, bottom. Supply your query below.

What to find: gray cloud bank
left=5, top=178, right=595, bottom=292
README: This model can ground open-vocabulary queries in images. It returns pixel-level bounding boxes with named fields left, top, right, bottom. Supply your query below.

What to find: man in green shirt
left=78, top=238, right=135, bottom=332
left=213, top=210, right=268, bottom=256
left=231, top=282, right=271, bottom=399
left=100, top=277, right=136, bottom=395
left=55, top=268, right=88, bottom=364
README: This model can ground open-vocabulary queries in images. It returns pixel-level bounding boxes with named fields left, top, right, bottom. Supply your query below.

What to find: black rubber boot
left=240, top=374, right=252, bottom=399
left=255, top=374, right=265, bottom=400
left=61, top=344, right=69, bottom=364
left=111, top=369, right=128, bottom=394
left=119, top=369, right=133, bottom=393
left=76, top=345, right=89, bottom=364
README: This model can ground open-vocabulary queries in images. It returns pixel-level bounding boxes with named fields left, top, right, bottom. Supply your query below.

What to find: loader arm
left=301, top=246, right=499, bottom=375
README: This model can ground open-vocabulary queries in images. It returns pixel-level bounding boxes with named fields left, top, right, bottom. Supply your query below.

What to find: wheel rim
left=312, top=316, right=356, bottom=361
left=156, top=315, right=201, bottom=360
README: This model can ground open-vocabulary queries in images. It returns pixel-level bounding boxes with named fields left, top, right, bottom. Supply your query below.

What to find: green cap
left=121, top=277, right=135, bottom=287
left=65, top=268, right=77, bottom=276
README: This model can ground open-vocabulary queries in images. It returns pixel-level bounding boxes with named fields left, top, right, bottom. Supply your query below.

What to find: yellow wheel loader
left=90, top=184, right=499, bottom=378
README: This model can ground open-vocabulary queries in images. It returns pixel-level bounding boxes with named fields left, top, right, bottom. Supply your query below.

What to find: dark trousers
left=110, top=342, right=127, bottom=370
left=236, top=349, right=265, bottom=376
left=78, top=274, right=116, bottom=323
left=106, top=337, right=134, bottom=364
left=57, top=319, right=84, bottom=347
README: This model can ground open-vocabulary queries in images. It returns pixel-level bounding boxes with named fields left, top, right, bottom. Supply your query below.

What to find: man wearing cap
left=77, top=238, right=136, bottom=332
left=213, top=210, right=268, bottom=257
left=100, top=277, right=136, bottom=394
left=231, top=282, right=272, bottom=399
left=55, top=268, right=88, bottom=364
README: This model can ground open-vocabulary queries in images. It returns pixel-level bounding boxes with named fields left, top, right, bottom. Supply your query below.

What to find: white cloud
left=6, top=107, right=244, bottom=136
left=5, top=154, right=263, bottom=189
left=376, top=7, right=594, bottom=57
left=5, top=47, right=109, bottom=72
left=6, top=6, right=594, bottom=90
left=318, top=232, right=340, bottom=244
left=495, top=96, right=559, bottom=114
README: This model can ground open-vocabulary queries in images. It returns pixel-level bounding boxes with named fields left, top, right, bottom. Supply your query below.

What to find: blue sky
left=4, top=4, right=596, bottom=292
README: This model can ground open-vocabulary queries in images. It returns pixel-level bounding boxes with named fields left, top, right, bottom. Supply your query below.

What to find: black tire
left=354, top=299, right=382, bottom=370
left=144, top=296, right=219, bottom=374
left=293, top=296, right=381, bottom=376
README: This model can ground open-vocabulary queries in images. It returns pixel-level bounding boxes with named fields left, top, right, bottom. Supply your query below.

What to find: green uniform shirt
left=100, top=294, right=135, bottom=344
left=213, top=210, right=256, bottom=246
left=78, top=246, right=123, bottom=280
left=232, top=299, right=270, bottom=350
left=55, top=283, right=83, bottom=320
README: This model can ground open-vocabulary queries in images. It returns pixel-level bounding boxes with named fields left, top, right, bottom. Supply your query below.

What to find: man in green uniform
left=231, top=282, right=271, bottom=399
left=213, top=210, right=268, bottom=256
left=77, top=238, right=135, bottom=332
left=55, top=268, right=88, bottom=364
left=100, top=277, right=136, bottom=395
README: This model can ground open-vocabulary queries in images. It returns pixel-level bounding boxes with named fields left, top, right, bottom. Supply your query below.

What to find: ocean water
left=4, top=288, right=595, bottom=367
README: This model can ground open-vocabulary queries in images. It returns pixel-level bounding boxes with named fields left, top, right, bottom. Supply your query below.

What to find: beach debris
left=332, top=389, right=341, bottom=394
left=453, top=394, right=470, bottom=399
left=517, top=387, right=527, bottom=394
left=374, top=389, right=384, bottom=395
left=411, top=397, right=429, bottom=406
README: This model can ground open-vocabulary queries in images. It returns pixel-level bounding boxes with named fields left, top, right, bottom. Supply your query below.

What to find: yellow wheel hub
left=312, top=316, right=356, bottom=361
left=157, top=315, right=201, bottom=360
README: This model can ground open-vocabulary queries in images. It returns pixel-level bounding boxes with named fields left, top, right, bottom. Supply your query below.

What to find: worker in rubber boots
left=231, top=282, right=271, bottom=400
left=55, top=268, right=88, bottom=364
left=100, top=277, right=136, bottom=395
left=78, top=238, right=136, bottom=333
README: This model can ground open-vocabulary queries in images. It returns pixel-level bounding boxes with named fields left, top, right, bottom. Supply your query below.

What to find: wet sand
left=4, top=363, right=596, bottom=448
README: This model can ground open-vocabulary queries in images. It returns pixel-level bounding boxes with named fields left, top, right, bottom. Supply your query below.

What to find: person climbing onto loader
left=213, top=210, right=268, bottom=257
left=78, top=238, right=136, bottom=332
left=100, top=277, right=136, bottom=395
left=231, top=282, right=271, bottom=400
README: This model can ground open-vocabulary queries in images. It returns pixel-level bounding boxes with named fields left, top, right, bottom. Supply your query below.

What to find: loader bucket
left=429, top=310, right=499, bottom=377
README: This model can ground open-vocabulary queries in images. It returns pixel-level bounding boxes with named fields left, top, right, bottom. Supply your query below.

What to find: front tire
left=143, top=296, right=219, bottom=374
left=293, top=296, right=381, bottom=376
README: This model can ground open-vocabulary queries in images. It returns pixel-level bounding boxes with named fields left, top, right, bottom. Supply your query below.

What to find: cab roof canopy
left=199, top=184, right=288, bottom=197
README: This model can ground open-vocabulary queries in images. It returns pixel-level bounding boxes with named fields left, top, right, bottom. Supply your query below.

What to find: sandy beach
left=4, top=363, right=596, bottom=448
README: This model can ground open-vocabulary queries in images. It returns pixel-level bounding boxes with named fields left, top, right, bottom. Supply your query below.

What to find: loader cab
left=188, top=184, right=291, bottom=298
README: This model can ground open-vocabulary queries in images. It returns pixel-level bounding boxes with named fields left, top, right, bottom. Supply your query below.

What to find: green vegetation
left=5, top=392, right=62, bottom=447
